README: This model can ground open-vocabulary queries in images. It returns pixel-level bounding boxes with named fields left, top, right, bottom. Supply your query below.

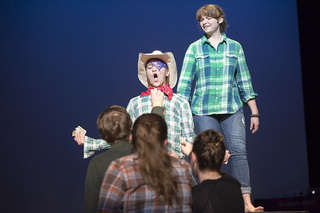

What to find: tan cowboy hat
left=138, top=50, right=177, bottom=88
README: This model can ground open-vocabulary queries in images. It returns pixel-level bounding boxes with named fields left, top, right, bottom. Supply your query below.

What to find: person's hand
left=74, top=130, right=85, bottom=145
left=223, top=150, right=230, bottom=164
left=150, top=88, right=164, bottom=107
left=180, top=141, right=193, bottom=157
left=250, top=117, right=259, bottom=134
left=168, top=152, right=179, bottom=159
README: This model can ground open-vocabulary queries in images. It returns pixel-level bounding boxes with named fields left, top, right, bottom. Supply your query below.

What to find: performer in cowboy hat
left=75, top=50, right=196, bottom=160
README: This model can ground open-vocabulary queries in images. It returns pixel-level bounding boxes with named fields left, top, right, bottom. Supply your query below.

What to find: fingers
left=223, top=150, right=231, bottom=164
left=252, top=123, right=259, bottom=133
left=180, top=141, right=193, bottom=156
left=74, top=131, right=85, bottom=145
left=250, top=117, right=259, bottom=134
left=150, top=88, right=164, bottom=107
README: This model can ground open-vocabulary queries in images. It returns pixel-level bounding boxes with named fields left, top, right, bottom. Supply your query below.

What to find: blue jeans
left=193, top=108, right=251, bottom=194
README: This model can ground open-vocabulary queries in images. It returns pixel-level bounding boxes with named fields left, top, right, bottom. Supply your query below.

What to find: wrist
left=250, top=113, right=260, bottom=117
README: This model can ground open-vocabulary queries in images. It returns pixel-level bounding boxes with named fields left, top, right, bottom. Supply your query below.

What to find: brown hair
left=96, top=105, right=132, bottom=144
left=131, top=114, right=178, bottom=205
left=192, top=129, right=225, bottom=172
left=196, top=4, right=227, bottom=33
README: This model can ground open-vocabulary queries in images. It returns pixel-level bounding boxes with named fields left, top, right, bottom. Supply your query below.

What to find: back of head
left=132, top=113, right=167, bottom=152
left=193, top=129, right=225, bottom=172
left=96, top=105, right=132, bottom=144
left=196, top=4, right=227, bottom=33
left=131, top=113, right=178, bottom=205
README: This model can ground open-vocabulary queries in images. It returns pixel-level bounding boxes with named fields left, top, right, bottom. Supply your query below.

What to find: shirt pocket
left=226, top=54, right=237, bottom=63
left=225, top=54, right=238, bottom=73
left=196, top=54, right=210, bottom=69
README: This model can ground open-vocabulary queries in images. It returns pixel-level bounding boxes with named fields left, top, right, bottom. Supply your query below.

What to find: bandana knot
left=140, top=84, right=173, bottom=100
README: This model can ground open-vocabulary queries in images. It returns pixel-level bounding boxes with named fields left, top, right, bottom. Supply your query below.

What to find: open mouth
left=154, top=73, right=158, bottom=78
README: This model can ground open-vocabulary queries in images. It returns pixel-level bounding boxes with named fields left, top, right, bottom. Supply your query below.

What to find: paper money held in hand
left=72, top=126, right=87, bottom=137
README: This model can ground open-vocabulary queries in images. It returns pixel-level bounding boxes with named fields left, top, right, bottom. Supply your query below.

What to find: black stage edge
left=254, top=194, right=320, bottom=213
left=297, top=0, right=320, bottom=189
left=262, top=212, right=309, bottom=213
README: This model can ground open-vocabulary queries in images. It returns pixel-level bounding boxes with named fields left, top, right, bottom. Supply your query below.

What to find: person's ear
left=191, top=152, right=197, bottom=163
left=218, top=17, right=223, bottom=24
left=164, top=138, right=168, bottom=147
left=166, top=69, right=170, bottom=77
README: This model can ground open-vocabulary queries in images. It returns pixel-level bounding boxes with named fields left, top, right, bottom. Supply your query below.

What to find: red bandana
left=140, top=84, right=173, bottom=100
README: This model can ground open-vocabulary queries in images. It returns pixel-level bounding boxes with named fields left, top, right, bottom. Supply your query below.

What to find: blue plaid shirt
left=83, top=93, right=196, bottom=159
left=177, top=33, right=258, bottom=115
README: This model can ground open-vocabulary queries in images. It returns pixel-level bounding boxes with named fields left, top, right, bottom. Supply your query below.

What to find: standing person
left=98, top=114, right=192, bottom=212
left=181, top=129, right=244, bottom=213
left=75, top=50, right=195, bottom=160
left=177, top=4, right=263, bottom=212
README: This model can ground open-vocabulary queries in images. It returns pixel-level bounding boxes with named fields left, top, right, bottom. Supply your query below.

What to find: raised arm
left=150, top=88, right=165, bottom=119
left=83, top=136, right=111, bottom=159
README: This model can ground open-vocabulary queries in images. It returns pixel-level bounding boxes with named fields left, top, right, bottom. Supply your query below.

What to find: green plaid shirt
left=177, top=33, right=258, bottom=115
left=83, top=93, right=196, bottom=159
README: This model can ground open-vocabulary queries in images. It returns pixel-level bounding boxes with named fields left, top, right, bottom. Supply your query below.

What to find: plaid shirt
left=98, top=153, right=192, bottom=213
left=177, top=33, right=258, bottom=115
left=83, top=93, right=196, bottom=159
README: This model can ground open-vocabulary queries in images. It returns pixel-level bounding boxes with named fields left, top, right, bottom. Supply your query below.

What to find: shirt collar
left=201, top=33, right=227, bottom=45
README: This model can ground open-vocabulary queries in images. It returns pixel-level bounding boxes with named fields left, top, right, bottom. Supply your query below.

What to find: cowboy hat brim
left=138, top=50, right=177, bottom=88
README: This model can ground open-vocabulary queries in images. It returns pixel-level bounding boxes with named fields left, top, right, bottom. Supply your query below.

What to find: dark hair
left=96, top=105, right=132, bottom=144
left=192, top=129, right=225, bottom=172
left=196, top=4, right=227, bottom=33
left=131, top=113, right=178, bottom=205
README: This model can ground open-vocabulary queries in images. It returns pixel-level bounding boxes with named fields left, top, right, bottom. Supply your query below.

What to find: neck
left=207, top=31, right=222, bottom=42
left=198, top=170, right=222, bottom=183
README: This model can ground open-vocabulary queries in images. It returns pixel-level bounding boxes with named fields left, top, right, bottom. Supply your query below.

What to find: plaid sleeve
left=175, top=159, right=193, bottom=212
left=235, top=44, right=258, bottom=103
left=177, top=44, right=196, bottom=102
left=126, top=98, right=139, bottom=124
left=83, top=136, right=111, bottom=159
left=178, top=96, right=196, bottom=145
left=98, top=161, right=125, bottom=212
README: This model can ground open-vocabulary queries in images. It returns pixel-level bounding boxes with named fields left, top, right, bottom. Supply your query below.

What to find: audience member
left=181, top=129, right=245, bottom=213
left=98, top=114, right=193, bottom=212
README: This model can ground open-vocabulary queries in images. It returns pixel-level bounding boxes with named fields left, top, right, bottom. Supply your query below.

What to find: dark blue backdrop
left=0, top=0, right=308, bottom=212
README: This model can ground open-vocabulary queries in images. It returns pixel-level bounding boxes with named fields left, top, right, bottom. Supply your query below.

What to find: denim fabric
left=193, top=108, right=251, bottom=194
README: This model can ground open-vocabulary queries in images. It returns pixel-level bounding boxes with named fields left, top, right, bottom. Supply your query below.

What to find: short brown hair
left=196, top=4, right=227, bottom=33
left=192, top=129, right=225, bottom=172
left=96, top=105, right=132, bottom=144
